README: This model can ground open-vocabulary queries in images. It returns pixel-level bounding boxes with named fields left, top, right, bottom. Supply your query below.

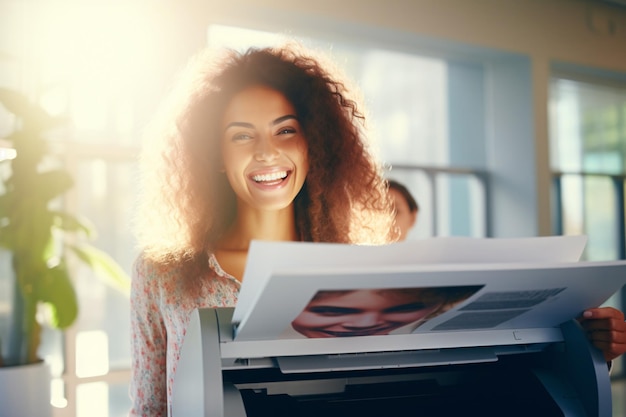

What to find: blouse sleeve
left=129, top=255, right=168, bottom=417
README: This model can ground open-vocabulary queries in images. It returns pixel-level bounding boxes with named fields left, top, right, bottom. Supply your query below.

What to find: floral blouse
left=129, top=254, right=240, bottom=417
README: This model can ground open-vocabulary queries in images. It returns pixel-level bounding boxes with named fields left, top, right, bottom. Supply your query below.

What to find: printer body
left=171, top=307, right=612, bottom=417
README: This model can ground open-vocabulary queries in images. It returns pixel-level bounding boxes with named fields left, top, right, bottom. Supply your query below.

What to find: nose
left=254, top=135, right=279, bottom=162
left=343, top=313, right=383, bottom=329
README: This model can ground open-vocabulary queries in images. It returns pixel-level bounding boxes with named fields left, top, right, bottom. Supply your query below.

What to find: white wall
left=197, top=0, right=626, bottom=69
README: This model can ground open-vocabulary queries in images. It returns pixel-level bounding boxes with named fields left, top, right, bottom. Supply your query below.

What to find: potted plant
left=0, top=87, right=130, bottom=416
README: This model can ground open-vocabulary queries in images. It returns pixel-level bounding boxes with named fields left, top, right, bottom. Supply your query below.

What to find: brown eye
left=276, top=127, right=296, bottom=136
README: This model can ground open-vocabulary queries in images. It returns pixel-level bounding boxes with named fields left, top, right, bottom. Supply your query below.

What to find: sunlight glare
left=76, top=330, right=109, bottom=378
left=208, top=25, right=289, bottom=50
left=77, top=382, right=108, bottom=417
left=16, top=1, right=159, bottom=135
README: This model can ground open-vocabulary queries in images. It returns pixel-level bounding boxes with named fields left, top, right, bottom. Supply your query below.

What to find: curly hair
left=134, top=42, right=397, bottom=274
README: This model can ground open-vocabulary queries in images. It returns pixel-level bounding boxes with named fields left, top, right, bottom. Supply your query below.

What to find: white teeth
left=252, top=171, right=288, bottom=182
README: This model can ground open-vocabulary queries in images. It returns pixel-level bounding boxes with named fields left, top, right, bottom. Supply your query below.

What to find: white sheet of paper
left=233, top=259, right=626, bottom=342
left=233, top=235, right=587, bottom=324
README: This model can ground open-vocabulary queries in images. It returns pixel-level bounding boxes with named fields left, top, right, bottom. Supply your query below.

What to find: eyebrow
left=224, top=114, right=299, bottom=131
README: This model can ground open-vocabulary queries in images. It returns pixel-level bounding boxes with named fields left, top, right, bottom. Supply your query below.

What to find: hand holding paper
left=580, top=307, right=626, bottom=362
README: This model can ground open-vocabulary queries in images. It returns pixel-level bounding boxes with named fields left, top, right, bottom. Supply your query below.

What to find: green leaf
left=12, top=205, right=54, bottom=262
left=37, top=263, right=78, bottom=329
left=0, top=224, right=10, bottom=248
left=0, top=88, right=60, bottom=132
left=31, top=170, right=74, bottom=203
left=0, top=191, right=9, bottom=216
left=51, top=210, right=95, bottom=238
left=68, top=243, right=131, bottom=296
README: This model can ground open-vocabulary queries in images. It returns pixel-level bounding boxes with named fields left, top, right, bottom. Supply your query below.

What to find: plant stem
left=7, top=252, right=25, bottom=365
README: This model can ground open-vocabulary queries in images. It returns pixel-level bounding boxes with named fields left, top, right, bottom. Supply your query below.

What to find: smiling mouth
left=251, top=171, right=288, bottom=183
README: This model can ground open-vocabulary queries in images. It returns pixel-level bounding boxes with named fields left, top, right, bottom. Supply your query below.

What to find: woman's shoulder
left=133, top=252, right=181, bottom=277
left=132, top=251, right=239, bottom=292
left=131, top=253, right=184, bottom=299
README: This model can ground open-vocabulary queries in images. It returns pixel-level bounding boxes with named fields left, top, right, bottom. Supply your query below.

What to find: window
left=550, top=77, right=626, bottom=261
left=549, top=75, right=626, bottom=377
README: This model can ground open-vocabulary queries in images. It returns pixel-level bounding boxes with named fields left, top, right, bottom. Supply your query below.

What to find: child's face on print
left=291, top=289, right=445, bottom=338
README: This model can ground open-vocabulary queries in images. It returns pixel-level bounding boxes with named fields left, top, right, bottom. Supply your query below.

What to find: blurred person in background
left=388, top=178, right=419, bottom=241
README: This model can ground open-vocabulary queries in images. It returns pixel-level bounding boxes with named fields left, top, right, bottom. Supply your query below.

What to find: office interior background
left=1, top=0, right=626, bottom=415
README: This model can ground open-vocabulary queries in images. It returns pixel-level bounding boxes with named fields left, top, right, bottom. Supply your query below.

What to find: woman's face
left=390, top=188, right=417, bottom=241
left=220, top=85, right=309, bottom=212
left=291, top=289, right=444, bottom=338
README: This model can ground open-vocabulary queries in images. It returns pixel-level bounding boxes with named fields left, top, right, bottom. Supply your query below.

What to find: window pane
left=109, top=382, right=132, bottom=417
left=584, top=176, right=618, bottom=261
left=75, top=159, right=139, bottom=272
left=73, top=159, right=138, bottom=371
left=550, top=78, right=626, bottom=174
left=437, top=174, right=486, bottom=237
left=351, top=50, right=447, bottom=166
left=550, top=78, right=626, bottom=261
left=75, top=381, right=131, bottom=417
left=77, top=382, right=109, bottom=417
left=559, top=174, right=618, bottom=261
left=551, top=76, right=626, bottom=386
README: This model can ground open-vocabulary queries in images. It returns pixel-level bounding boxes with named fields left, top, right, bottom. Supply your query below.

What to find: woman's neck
left=215, top=205, right=297, bottom=282
left=217, top=205, right=298, bottom=251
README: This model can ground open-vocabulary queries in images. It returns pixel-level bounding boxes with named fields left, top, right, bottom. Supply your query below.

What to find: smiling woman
left=130, top=42, right=398, bottom=416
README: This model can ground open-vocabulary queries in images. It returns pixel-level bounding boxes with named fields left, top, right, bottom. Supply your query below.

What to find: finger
left=580, top=317, right=626, bottom=333
left=582, top=307, right=625, bottom=321
left=585, top=327, right=626, bottom=362
left=585, top=328, right=626, bottom=344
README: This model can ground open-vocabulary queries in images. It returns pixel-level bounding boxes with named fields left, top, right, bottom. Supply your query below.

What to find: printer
left=172, top=307, right=611, bottom=417
left=171, top=239, right=626, bottom=417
